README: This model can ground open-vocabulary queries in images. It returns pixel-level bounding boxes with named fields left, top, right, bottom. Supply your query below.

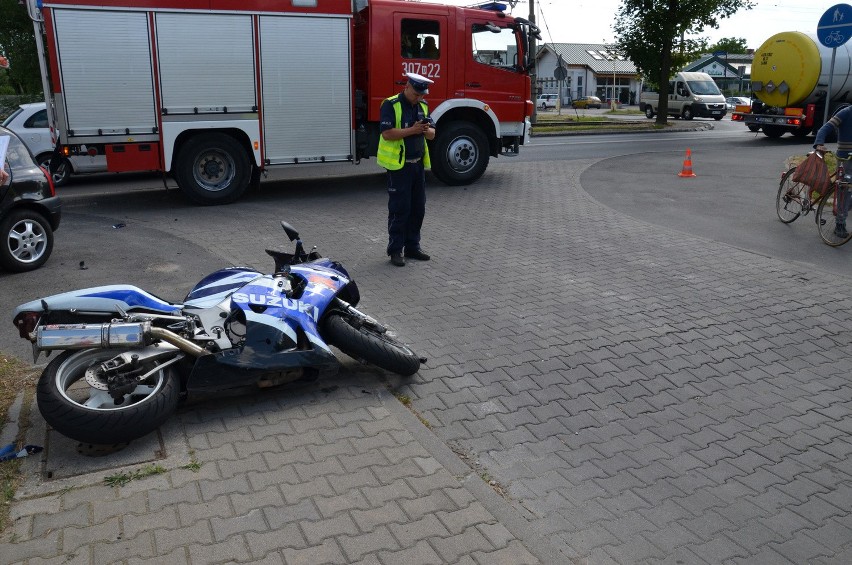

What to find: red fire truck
left=25, top=0, right=538, bottom=204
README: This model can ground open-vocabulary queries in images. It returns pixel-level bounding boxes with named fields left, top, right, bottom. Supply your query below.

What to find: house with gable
left=534, top=43, right=641, bottom=105
left=683, top=52, right=753, bottom=95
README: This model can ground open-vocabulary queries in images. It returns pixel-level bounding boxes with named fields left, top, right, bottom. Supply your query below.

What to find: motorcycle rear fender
left=14, top=285, right=182, bottom=318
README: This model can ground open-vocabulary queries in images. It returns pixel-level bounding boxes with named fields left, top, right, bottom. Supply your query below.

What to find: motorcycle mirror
left=280, top=220, right=299, bottom=242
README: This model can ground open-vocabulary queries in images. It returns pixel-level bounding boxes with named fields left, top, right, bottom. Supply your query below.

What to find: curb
left=531, top=121, right=714, bottom=137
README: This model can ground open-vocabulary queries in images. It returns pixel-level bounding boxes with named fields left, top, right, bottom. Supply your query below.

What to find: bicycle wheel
left=816, top=185, right=852, bottom=246
left=776, top=166, right=808, bottom=223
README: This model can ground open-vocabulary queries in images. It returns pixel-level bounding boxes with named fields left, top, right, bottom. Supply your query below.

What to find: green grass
left=182, top=451, right=202, bottom=472
left=104, top=464, right=166, bottom=487
left=0, top=354, right=37, bottom=533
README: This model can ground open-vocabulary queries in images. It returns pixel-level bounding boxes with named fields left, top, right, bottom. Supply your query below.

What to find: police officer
left=378, top=72, right=435, bottom=267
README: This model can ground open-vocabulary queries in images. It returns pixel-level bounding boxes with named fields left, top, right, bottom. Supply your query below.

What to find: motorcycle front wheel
left=37, top=349, right=181, bottom=445
left=323, top=314, right=421, bottom=376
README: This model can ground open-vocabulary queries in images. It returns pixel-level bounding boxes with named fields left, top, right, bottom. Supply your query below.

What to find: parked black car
left=1, top=125, right=61, bottom=272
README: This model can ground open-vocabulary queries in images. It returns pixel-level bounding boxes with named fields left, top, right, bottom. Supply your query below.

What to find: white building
left=534, top=43, right=640, bottom=105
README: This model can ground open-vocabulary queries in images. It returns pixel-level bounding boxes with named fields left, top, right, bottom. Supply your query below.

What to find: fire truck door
left=464, top=17, right=525, bottom=119
left=393, top=15, right=447, bottom=103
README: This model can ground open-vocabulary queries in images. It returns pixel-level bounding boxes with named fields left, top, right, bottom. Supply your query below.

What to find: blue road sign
left=818, top=4, right=852, bottom=48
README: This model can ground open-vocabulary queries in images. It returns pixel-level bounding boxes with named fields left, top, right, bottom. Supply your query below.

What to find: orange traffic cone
left=678, top=148, right=696, bottom=177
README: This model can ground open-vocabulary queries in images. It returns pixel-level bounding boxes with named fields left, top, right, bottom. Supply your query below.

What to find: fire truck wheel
left=175, top=133, right=251, bottom=205
left=430, top=122, right=489, bottom=186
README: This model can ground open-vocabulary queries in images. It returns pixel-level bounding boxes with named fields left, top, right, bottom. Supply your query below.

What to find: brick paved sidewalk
left=3, top=373, right=550, bottom=565
left=4, top=154, right=852, bottom=564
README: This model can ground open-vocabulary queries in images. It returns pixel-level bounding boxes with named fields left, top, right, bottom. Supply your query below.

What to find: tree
left=0, top=0, right=43, bottom=95
left=614, top=0, right=753, bottom=126
left=708, top=37, right=748, bottom=54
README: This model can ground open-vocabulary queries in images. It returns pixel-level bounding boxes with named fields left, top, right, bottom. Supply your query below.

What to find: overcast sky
left=439, top=1, right=833, bottom=50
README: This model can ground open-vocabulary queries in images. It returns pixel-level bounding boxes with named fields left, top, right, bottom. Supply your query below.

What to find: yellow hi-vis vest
left=376, top=95, right=431, bottom=171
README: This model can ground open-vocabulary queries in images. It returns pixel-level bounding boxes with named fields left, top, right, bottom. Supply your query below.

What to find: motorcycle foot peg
left=418, top=357, right=427, bottom=364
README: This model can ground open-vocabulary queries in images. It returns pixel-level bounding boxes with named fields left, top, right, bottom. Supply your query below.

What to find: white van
left=639, top=72, right=726, bottom=120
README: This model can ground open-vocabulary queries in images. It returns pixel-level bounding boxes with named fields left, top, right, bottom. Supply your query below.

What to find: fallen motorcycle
left=13, top=221, right=422, bottom=445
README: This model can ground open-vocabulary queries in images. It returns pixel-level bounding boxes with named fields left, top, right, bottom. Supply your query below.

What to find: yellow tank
left=751, top=31, right=852, bottom=108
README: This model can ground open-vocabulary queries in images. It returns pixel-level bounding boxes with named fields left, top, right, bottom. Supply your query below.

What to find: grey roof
left=685, top=53, right=753, bottom=69
left=536, top=43, right=638, bottom=75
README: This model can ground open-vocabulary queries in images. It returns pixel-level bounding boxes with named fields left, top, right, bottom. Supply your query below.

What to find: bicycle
left=776, top=151, right=852, bottom=246
left=776, top=154, right=831, bottom=224
left=815, top=153, right=852, bottom=246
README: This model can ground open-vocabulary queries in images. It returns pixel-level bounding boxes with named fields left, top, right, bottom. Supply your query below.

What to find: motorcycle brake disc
left=84, top=366, right=110, bottom=390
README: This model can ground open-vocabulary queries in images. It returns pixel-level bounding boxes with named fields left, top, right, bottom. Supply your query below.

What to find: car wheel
left=682, top=107, right=694, bottom=120
left=0, top=209, right=54, bottom=272
left=539, top=103, right=546, bottom=110
left=644, top=106, right=655, bottom=119
left=36, top=153, right=72, bottom=187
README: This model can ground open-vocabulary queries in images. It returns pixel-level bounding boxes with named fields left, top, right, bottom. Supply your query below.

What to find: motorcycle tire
left=323, top=314, right=421, bottom=377
left=37, top=349, right=181, bottom=445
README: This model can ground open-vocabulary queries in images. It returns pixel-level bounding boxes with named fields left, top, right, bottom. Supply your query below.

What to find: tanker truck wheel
left=762, top=125, right=785, bottom=138
left=792, top=125, right=812, bottom=138
left=430, top=122, right=489, bottom=186
left=175, top=133, right=251, bottom=205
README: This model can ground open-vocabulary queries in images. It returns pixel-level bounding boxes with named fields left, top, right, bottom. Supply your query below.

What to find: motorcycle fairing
left=186, top=305, right=339, bottom=393
left=13, top=285, right=181, bottom=317
left=185, top=270, right=346, bottom=392
left=184, top=267, right=262, bottom=307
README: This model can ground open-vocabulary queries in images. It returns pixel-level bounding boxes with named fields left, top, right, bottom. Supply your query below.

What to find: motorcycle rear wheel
left=37, top=349, right=180, bottom=445
left=324, top=314, right=421, bottom=376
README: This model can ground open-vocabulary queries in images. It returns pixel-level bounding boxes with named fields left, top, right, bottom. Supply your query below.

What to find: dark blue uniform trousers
left=386, top=161, right=425, bottom=255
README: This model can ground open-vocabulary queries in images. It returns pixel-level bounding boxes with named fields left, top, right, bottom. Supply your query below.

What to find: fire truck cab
left=26, top=0, right=538, bottom=204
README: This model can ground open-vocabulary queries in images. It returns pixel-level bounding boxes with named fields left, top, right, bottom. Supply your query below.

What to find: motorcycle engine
left=224, top=308, right=247, bottom=347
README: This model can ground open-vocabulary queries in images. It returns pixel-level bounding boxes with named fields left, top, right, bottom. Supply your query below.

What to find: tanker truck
left=731, top=31, right=852, bottom=138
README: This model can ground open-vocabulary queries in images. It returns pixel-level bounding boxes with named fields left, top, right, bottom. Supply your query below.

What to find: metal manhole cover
left=43, top=428, right=165, bottom=481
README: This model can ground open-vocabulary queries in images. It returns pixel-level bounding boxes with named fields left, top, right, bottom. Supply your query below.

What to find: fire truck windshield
left=472, top=24, right=521, bottom=69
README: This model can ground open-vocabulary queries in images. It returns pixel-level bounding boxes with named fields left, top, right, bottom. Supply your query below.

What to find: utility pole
left=529, top=0, right=537, bottom=123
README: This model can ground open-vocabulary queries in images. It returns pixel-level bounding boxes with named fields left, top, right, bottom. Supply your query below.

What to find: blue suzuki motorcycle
left=12, top=221, right=422, bottom=445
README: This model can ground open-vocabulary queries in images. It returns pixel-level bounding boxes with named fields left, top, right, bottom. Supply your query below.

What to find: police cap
left=405, top=72, right=433, bottom=94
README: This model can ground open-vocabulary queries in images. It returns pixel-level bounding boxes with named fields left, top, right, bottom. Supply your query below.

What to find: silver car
left=2, top=102, right=106, bottom=186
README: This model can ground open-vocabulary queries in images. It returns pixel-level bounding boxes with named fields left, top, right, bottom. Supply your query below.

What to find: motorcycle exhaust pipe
left=36, top=322, right=206, bottom=357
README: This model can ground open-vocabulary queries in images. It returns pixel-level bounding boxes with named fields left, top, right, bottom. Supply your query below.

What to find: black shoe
left=404, top=248, right=430, bottom=261
left=390, top=252, right=405, bottom=267
left=836, top=223, right=849, bottom=238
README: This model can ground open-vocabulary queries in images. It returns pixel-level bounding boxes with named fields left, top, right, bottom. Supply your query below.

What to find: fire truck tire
left=430, top=122, right=489, bottom=186
left=174, top=133, right=250, bottom=205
